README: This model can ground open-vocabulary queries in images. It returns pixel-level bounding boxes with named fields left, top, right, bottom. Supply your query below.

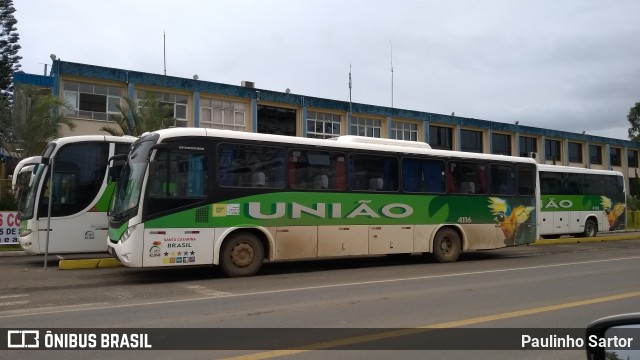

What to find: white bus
left=11, top=156, right=41, bottom=202
left=538, top=164, right=626, bottom=238
left=108, top=128, right=539, bottom=277
left=18, top=135, right=136, bottom=254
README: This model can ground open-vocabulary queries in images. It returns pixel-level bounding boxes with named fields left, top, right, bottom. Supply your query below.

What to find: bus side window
left=490, top=164, right=516, bottom=196
left=517, top=166, right=535, bottom=196
left=349, top=153, right=398, bottom=192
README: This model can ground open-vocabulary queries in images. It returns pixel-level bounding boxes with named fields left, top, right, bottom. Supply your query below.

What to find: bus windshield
left=111, top=140, right=155, bottom=216
left=19, top=165, right=46, bottom=220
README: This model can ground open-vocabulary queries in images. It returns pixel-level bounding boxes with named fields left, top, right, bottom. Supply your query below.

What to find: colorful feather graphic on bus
left=488, top=197, right=534, bottom=244
left=600, top=196, right=626, bottom=230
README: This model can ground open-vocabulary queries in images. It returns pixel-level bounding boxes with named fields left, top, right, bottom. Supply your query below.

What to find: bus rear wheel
left=220, top=232, right=264, bottom=277
left=583, top=219, right=597, bottom=237
left=432, top=228, right=461, bottom=263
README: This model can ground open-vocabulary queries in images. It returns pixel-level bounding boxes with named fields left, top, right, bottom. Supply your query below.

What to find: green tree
left=100, top=91, right=175, bottom=136
left=0, top=85, right=75, bottom=160
left=627, top=102, right=640, bottom=141
left=0, top=0, right=21, bottom=95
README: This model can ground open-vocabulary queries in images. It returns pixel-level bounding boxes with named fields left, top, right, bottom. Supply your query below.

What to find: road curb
left=534, top=233, right=638, bottom=245
left=0, top=250, right=28, bottom=256
left=58, top=258, right=122, bottom=270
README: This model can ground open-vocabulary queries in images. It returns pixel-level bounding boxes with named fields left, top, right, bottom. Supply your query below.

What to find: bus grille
left=195, top=206, right=209, bottom=223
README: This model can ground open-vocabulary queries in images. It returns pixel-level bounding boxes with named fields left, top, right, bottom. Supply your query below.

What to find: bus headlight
left=120, top=225, right=137, bottom=244
left=20, top=229, right=32, bottom=237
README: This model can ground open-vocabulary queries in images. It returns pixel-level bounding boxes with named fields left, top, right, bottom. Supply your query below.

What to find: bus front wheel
left=583, top=219, right=597, bottom=237
left=432, top=228, right=461, bottom=263
left=220, top=232, right=264, bottom=277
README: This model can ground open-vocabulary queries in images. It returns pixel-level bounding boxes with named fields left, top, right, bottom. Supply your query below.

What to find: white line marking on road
left=0, top=294, right=29, bottom=299
left=0, top=301, right=29, bottom=307
left=183, top=284, right=232, bottom=297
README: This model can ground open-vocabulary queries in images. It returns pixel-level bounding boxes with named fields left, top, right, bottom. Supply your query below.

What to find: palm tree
left=0, top=85, right=75, bottom=159
left=100, top=91, right=175, bottom=136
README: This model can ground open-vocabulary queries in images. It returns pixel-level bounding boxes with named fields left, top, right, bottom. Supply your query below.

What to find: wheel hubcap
left=440, top=238, right=451, bottom=254
left=230, top=243, right=254, bottom=268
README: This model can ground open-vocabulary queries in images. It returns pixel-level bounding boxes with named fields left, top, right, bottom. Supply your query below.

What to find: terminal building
left=13, top=59, right=640, bottom=190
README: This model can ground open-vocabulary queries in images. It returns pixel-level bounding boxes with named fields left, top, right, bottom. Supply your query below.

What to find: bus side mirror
left=108, top=154, right=127, bottom=181
left=586, top=313, right=640, bottom=360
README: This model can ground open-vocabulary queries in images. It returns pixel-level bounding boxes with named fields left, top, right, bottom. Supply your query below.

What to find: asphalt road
left=1, top=238, right=640, bottom=360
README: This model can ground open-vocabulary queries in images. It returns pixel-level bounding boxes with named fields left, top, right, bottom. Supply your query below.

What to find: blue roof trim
left=13, top=72, right=54, bottom=87
left=26, top=61, right=640, bottom=149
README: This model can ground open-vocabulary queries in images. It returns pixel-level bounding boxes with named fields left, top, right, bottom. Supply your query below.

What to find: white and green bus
left=538, top=164, right=626, bottom=239
left=108, top=128, right=539, bottom=277
left=18, top=135, right=136, bottom=254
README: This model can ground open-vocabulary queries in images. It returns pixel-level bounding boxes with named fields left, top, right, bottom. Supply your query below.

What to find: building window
left=257, top=105, right=297, bottom=136
left=429, top=125, right=452, bottom=150
left=492, top=133, right=511, bottom=155
left=63, top=81, right=122, bottom=121
left=628, top=149, right=639, bottom=168
left=391, top=121, right=418, bottom=141
left=568, top=142, right=582, bottom=163
left=590, top=145, right=602, bottom=165
left=460, top=129, right=483, bottom=153
left=610, top=147, right=622, bottom=167
left=545, top=139, right=561, bottom=162
left=307, top=111, right=341, bottom=139
left=200, top=98, right=246, bottom=131
left=351, top=116, right=382, bottom=138
left=137, top=91, right=188, bottom=127
left=519, top=136, right=537, bottom=157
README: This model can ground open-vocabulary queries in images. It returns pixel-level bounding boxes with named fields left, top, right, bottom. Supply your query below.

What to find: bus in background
left=11, top=156, right=41, bottom=202
left=18, top=135, right=136, bottom=254
left=108, top=128, right=539, bottom=277
left=538, top=164, right=626, bottom=239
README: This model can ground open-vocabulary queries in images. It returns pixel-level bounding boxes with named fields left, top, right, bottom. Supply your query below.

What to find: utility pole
left=390, top=41, right=394, bottom=110
left=349, top=64, right=352, bottom=115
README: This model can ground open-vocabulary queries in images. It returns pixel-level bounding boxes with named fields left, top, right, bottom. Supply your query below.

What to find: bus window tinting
left=148, top=151, right=208, bottom=198
left=540, top=171, right=622, bottom=197
left=539, top=171, right=562, bottom=194
left=517, top=166, right=535, bottom=196
left=38, top=142, right=109, bottom=218
left=449, top=162, right=487, bottom=194
left=289, top=149, right=345, bottom=190
left=218, top=143, right=285, bottom=189
left=147, top=150, right=208, bottom=217
left=402, top=158, right=445, bottom=193
left=349, top=154, right=398, bottom=191
left=490, top=164, right=516, bottom=195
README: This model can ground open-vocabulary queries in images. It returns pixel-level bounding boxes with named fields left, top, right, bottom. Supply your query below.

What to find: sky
left=13, top=0, right=640, bottom=140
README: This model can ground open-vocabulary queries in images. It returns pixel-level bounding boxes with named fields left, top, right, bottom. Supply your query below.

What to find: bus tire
left=431, top=228, right=461, bottom=263
left=220, top=232, right=264, bottom=277
left=583, top=218, right=597, bottom=237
